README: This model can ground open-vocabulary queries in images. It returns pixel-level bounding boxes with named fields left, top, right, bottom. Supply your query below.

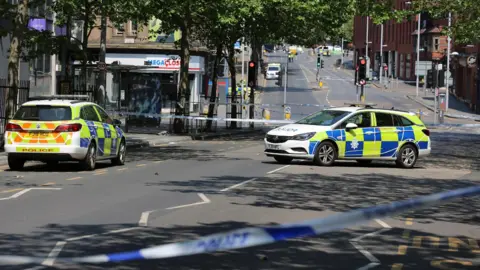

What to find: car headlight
left=291, top=132, right=316, bottom=141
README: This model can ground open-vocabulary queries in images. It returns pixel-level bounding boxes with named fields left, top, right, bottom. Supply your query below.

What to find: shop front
left=104, top=53, right=205, bottom=131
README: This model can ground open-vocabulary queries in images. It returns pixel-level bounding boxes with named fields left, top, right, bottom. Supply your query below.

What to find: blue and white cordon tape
left=0, top=185, right=479, bottom=265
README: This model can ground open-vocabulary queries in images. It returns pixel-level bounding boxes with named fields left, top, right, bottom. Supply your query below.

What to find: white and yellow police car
left=4, top=95, right=126, bottom=171
left=264, top=104, right=431, bottom=168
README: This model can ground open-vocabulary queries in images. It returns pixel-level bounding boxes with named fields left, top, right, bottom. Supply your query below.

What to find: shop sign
left=146, top=58, right=181, bottom=68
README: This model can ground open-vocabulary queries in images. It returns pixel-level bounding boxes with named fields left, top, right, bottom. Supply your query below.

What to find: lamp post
left=445, top=12, right=451, bottom=112
left=406, top=2, right=421, bottom=97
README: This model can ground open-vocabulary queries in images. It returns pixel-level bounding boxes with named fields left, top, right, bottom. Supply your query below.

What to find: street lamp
left=406, top=1, right=421, bottom=97
left=445, top=12, right=451, bottom=112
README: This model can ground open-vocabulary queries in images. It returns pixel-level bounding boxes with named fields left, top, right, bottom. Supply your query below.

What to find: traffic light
left=358, top=57, right=367, bottom=81
left=321, top=60, right=324, bottom=69
left=317, top=55, right=321, bottom=67
left=248, top=61, right=256, bottom=88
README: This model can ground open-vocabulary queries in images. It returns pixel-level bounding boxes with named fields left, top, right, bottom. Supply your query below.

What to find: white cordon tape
left=0, top=185, right=479, bottom=265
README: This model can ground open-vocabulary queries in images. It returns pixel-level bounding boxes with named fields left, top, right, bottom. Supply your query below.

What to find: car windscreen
left=296, top=110, right=350, bottom=126
left=268, top=66, right=280, bottom=71
left=13, top=105, right=72, bottom=121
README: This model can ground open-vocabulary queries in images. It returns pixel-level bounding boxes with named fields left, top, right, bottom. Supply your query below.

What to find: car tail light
left=422, top=129, right=430, bottom=136
left=54, top=123, right=82, bottom=132
left=5, top=123, right=23, bottom=132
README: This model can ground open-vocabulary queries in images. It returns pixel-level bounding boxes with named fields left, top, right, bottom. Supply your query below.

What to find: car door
left=335, top=111, right=374, bottom=158
left=374, top=112, right=398, bottom=158
left=93, top=105, right=117, bottom=157
left=79, top=105, right=102, bottom=150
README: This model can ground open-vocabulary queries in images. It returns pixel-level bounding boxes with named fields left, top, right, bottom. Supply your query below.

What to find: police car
left=264, top=104, right=431, bottom=168
left=4, top=95, right=127, bottom=171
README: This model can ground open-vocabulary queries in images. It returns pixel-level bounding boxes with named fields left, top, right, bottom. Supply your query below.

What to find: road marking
left=153, top=160, right=164, bottom=164
left=93, top=172, right=106, bottom=175
left=397, top=245, right=408, bottom=255
left=218, top=149, right=225, bottom=152
left=140, top=193, right=211, bottom=226
left=66, top=176, right=82, bottom=181
left=136, top=164, right=147, bottom=167
left=165, top=193, right=210, bottom=210
left=221, top=178, right=258, bottom=192
left=41, top=182, right=56, bottom=186
left=0, top=187, right=62, bottom=201
left=41, top=241, right=66, bottom=266
left=405, top=218, right=413, bottom=225
left=267, top=165, right=290, bottom=174
left=117, top=167, right=128, bottom=171
left=352, top=219, right=392, bottom=270
left=66, top=227, right=140, bottom=241
left=391, top=263, right=403, bottom=270
left=228, top=147, right=235, bottom=150
left=0, top=188, right=24, bottom=194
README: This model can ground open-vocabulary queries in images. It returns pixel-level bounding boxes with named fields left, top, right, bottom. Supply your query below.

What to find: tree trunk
left=5, top=0, right=28, bottom=121
left=227, top=44, right=237, bottom=128
left=173, top=20, right=191, bottom=133
left=206, top=43, right=223, bottom=131
left=81, top=0, right=90, bottom=92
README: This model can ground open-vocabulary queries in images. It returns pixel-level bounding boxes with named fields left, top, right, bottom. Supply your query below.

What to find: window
left=296, top=110, right=350, bottom=126
left=433, top=38, right=439, bottom=51
left=115, top=23, right=124, bottom=35
left=130, top=20, right=138, bottom=35
left=338, top=112, right=372, bottom=129
left=13, top=106, right=72, bottom=121
left=94, top=106, right=112, bottom=124
left=393, top=115, right=414, bottom=126
left=80, top=106, right=100, bottom=122
left=375, top=112, right=394, bottom=127
left=267, top=66, right=280, bottom=72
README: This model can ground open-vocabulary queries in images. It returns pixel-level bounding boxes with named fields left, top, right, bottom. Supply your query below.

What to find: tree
left=0, top=0, right=59, bottom=120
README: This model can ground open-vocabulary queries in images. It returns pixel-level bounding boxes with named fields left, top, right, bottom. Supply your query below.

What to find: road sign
left=359, top=79, right=366, bottom=85
left=383, top=65, right=388, bottom=71
left=97, top=62, right=106, bottom=70
left=415, top=61, right=432, bottom=76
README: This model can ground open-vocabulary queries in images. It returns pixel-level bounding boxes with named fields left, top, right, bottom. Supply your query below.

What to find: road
left=0, top=53, right=479, bottom=270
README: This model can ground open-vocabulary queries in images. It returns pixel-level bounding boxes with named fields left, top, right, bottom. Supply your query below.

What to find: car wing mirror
left=345, top=122, right=358, bottom=130
left=112, top=119, right=122, bottom=127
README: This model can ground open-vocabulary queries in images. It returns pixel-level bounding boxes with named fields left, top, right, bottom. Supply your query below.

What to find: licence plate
left=266, top=144, right=280, bottom=150
left=25, top=132, right=50, bottom=138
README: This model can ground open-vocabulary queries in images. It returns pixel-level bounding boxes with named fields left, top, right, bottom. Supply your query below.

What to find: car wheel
left=313, top=141, right=337, bottom=166
left=356, top=160, right=372, bottom=165
left=8, top=155, right=25, bottom=171
left=396, top=144, right=418, bottom=169
left=111, top=140, right=126, bottom=166
left=81, top=142, right=96, bottom=171
left=274, top=156, right=293, bottom=164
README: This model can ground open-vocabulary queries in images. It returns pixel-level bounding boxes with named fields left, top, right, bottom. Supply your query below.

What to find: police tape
left=0, top=185, right=479, bottom=265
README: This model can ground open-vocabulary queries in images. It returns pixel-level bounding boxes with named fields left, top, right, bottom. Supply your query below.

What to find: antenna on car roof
left=29, top=95, right=91, bottom=101
left=343, top=102, right=377, bottom=108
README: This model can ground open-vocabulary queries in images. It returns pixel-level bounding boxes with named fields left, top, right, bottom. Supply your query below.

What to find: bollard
left=263, top=108, right=271, bottom=126
left=319, top=81, right=323, bottom=89
left=285, top=112, right=291, bottom=120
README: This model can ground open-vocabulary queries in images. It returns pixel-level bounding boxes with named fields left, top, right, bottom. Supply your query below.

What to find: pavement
left=0, top=52, right=479, bottom=270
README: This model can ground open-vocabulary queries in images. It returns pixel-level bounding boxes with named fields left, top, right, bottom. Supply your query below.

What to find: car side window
left=94, top=106, right=113, bottom=124
left=338, top=112, right=372, bottom=129
left=393, top=115, right=415, bottom=126
left=80, top=106, right=100, bottom=122
left=375, top=112, right=394, bottom=127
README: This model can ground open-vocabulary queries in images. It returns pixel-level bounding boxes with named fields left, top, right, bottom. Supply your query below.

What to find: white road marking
left=41, top=241, right=66, bottom=266
left=221, top=178, right=258, bottom=192
left=139, top=193, right=211, bottom=226
left=0, top=187, right=62, bottom=201
left=351, top=219, right=392, bottom=270
left=267, top=165, right=290, bottom=174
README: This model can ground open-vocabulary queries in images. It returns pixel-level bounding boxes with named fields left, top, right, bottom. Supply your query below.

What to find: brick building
left=353, top=0, right=479, bottom=113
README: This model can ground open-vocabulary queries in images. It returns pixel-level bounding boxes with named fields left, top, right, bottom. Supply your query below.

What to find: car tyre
left=8, top=155, right=25, bottom=171
left=111, top=139, right=126, bottom=166
left=396, top=144, right=418, bottom=169
left=356, top=160, right=372, bottom=165
left=274, top=156, right=293, bottom=164
left=81, top=142, right=96, bottom=171
left=313, top=141, right=337, bottom=166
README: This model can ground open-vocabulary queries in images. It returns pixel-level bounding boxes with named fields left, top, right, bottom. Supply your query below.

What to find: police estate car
left=265, top=63, right=282, bottom=80
left=264, top=104, right=431, bottom=168
left=4, top=96, right=127, bottom=171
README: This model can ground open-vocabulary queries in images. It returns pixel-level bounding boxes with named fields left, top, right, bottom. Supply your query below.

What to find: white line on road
left=139, top=193, right=211, bottom=226
left=221, top=178, right=257, bottom=192
left=41, top=241, right=66, bottom=266
left=351, top=219, right=392, bottom=270
left=0, top=187, right=62, bottom=201
left=267, top=165, right=290, bottom=174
